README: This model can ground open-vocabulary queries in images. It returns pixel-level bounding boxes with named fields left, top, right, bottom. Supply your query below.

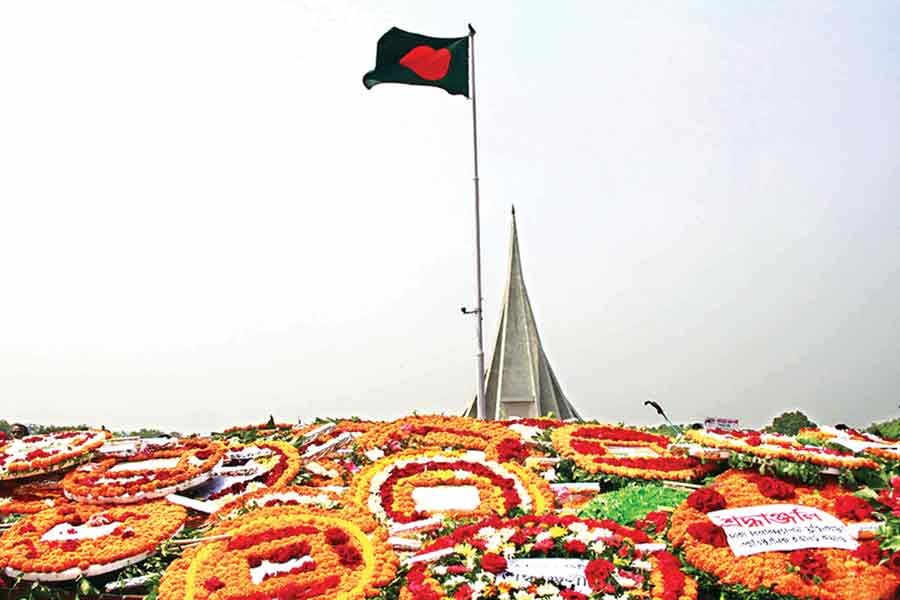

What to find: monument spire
left=467, top=208, right=581, bottom=420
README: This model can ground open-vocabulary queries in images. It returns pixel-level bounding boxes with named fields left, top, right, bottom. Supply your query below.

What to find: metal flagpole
left=469, top=23, right=487, bottom=419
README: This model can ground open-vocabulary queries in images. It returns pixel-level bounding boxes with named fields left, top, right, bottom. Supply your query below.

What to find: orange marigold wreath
left=668, top=469, right=898, bottom=600
left=0, top=500, right=186, bottom=580
left=63, top=438, right=225, bottom=504
left=158, top=507, right=398, bottom=600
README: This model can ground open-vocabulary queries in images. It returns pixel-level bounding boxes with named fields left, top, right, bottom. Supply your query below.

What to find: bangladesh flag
left=363, top=27, right=469, bottom=97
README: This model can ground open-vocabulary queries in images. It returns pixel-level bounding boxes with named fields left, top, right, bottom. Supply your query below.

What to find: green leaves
left=578, top=483, right=688, bottom=526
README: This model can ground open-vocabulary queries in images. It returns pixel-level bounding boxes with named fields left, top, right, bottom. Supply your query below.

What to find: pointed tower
left=467, top=208, right=581, bottom=420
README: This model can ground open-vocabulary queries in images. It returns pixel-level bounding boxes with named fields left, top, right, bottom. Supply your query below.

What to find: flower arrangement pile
left=203, top=441, right=301, bottom=506
left=0, top=430, right=110, bottom=480
left=0, top=478, right=68, bottom=516
left=685, top=428, right=879, bottom=475
left=400, top=514, right=696, bottom=600
left=349, top=449, right=554, bottom=527
left=356, top=416, right=527, bottom=463
left=63, top=438, right=226, bottom=504
left=0, top=500, right=186, bottom=580
left=158, top=507, right=399, bottom=600
left=214, top=486, right=346, bottom=521
left=668, top=469, right=897, bottom=600
left=552, top=424, right=719, bottom=482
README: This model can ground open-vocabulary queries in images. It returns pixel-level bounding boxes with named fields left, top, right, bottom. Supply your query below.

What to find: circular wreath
left=355, top=416, right=529, bottom=463
left=668, top=469, right=897, bottom=600
left=0, top=478, right=67, bottom=516
left=0, top=500, right=186, bottom=581
left=214, top=486, right=347, bottom=521
left=158, top=507, right=399, bottom=600
left=402, top=514, right=696, bottom=600
left=685, top=429, right=878, bottom=471
left=63, top=438, right=225, bottom=504
left=0, top=430, right=110, bottom=480
left=205, top=441, right=301, bottom=506
left=350, top=449, right=554, bottom=527
left=552, top=424, right=718, bottom=482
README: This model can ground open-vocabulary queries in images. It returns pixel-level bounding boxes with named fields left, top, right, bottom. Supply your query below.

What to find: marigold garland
left=685, top=429, right=878, bottom=471
left=214, top=486, right=347, bottom=521
left=158, top=507, right=398, bottom=600
left=0, top=478, right=68, bottom=516
left=0, top=430, right=110, bottom=480
left=207, top=441, right=301, bottom=506
left=63, top=438, right=225, bottom=504
left=0, top=500, right=186, bottom=580
left=552, top=424, right=717, bottom=482
left=349, top=449, right=553, bottom=526
left=668, top=469, right=898, bottom=600
left=355, top=416, right=526, bottom=462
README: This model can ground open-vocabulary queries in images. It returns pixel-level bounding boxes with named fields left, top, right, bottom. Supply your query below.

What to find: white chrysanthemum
left=535, top=583, right=559, bottom=596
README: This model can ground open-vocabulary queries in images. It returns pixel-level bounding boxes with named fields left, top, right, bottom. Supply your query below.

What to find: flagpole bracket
left=461, top=307, right=481, bottom=315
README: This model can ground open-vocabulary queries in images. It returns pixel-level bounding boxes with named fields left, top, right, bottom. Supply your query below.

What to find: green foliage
left=763, top=411, right=816, bottom=436
left=578, top=483, right=688, bottom=525
left=867, top=418, right=900, bottom=441
left=727, top=452, right=824, bottom=485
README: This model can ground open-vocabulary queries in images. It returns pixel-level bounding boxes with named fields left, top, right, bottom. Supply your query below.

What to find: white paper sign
left=707, top=504, right=858, bottom=557
left=504, top=558, right=590, bottom=594
left=704, top=417, right=739, bottom=431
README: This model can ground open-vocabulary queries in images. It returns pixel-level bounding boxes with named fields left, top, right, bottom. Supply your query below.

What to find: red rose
left=789, top=549, right=830, bottom=581
left=564, top=539, right=587, bottom=553
left=453, top=584, right=473, bottom=600
left=686, top=521, right=728, bottom=548
left=560, top=591, right=589, bottom=600
left=886, top=552, right=900, bottom=575
left=496, top=438, right=529, bottom=462
left=446, top=564, right=469, bottom=575
left=533, top=537, right=555, bottom=552
left=687, top=488, right=727, bottom=513
left=834, top=495, right=874, bottom=521
left=756, top=476, right=795, bottom=500
left=745, top=436, right=762, bottom=446
left=584, top=558, right=615, bottom=592
left=635, top=511, right=669, bottom=534
left=480, top=552, right=508, bottom=574
left=851, top=540, right=883, bottom=565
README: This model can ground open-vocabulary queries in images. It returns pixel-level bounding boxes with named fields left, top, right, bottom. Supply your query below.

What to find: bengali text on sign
left=707, top=504, right=858, bottom=557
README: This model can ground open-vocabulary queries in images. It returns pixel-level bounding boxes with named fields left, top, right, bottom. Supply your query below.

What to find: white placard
left=504, top=558, right=590, bottom=594
left=412, top=486, right=480, bottom=512
left=830, top=438, right=900, bottom=453
left=704, top=418, right=739, bottom=431
left=707, top=504, right=858, bottom=557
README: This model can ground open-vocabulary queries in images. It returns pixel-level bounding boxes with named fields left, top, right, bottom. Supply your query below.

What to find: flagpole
left=468, top=24, right=487, bottom=420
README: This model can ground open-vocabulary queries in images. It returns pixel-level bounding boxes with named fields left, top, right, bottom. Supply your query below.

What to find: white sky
left=1, top=1, right=898, bottom=433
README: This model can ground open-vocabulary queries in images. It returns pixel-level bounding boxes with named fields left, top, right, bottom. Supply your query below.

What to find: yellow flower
left=549, top=525, right=567, bottom=538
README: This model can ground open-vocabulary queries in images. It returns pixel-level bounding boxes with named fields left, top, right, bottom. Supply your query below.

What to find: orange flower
left=0, top=500, right=186, bottom=579
left=63, top=438, right=225, bottom=503
left=668, top=469, right=899, bottom=600
left=158, top=507, right=399, bottom=600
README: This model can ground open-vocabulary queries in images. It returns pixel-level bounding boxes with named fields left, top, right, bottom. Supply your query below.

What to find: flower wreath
left=62, top=438, right=226, bottom=504
left=0, top=478, right=68, bottom=516
left=401, top=514, right=696, bottom=600
left=158, top=506, right=399, bottom=600
left=0, top=500, right=186, bottom=581
left=214, top=486, right=347, bottom=521
left=0, top=430, right=110, bottom=480
left=685, top=429, right=878, bottom=472
left=205, top=441, right=301, bottom=506
left=355, top=416, right=529, bottom=463
left=350, top=449, right=554, bottom=527
left=552, top=424, right=717, bottom=482
left=668, top=469, right=898, bottom=600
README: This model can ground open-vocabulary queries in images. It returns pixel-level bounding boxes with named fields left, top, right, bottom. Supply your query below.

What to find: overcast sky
left=1, top=1, right=898, bottom=433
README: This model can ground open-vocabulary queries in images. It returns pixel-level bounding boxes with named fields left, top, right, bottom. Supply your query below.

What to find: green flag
left=363, top=27, right=469, bottom=97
